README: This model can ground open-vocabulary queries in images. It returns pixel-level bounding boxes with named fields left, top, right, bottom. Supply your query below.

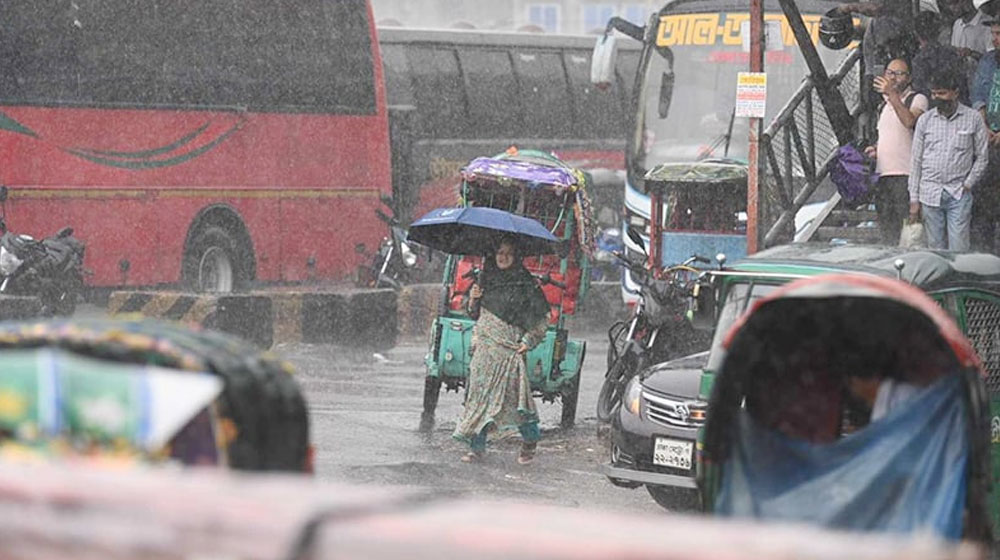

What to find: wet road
left=280, top=324, right=665, bottom=514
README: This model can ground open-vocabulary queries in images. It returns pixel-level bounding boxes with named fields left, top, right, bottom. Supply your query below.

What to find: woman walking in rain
left=454, top=236, right=551, bottom=464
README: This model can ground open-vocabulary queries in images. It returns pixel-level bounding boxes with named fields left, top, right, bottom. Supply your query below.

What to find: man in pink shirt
left=866, top=58, right=929, bottom=244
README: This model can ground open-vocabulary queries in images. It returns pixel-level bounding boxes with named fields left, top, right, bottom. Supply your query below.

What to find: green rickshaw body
left=425, top=315, right=586, bottom=394
left=421, top=150, right=596, bottom=429
left=687, top=243, right=1000, bottom=536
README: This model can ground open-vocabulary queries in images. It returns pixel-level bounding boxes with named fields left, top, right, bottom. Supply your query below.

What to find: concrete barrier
left=108, top=289, right=398, bottom=350
left=396, top=284, right=443, bottom=339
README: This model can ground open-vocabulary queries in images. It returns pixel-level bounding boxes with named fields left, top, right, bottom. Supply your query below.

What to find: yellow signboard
left=656, top=13, right=822, bottom=47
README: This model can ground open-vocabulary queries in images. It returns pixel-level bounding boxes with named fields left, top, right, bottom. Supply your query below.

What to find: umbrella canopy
left=408, top=206, right=560, bottom=255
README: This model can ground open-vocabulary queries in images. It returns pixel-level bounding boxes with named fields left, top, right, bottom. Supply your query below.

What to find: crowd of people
left=840, top=0, right=1000, bottom=252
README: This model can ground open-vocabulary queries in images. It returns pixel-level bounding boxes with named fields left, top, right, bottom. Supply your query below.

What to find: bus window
left=513, top=51, right=572, bottom=138
left=458, top=50, right=521, bottom=138
left=382, top=44, right=416, bottom=107
left=408, top=47, right=469, bottom=138
left=2, top=0, right=377, bottom=114
left=563, top=50, right=622, bottom=138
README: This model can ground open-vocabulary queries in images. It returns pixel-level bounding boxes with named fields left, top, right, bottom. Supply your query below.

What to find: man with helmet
left=835, top=0, right=918, bottom=139
left=835, top=0, right=917, bottom=78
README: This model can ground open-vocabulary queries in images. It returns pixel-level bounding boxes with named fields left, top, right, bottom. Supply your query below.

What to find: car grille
left=643, top=389, right=707, bottom=428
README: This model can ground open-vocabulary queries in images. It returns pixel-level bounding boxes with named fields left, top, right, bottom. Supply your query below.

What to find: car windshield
left=705, top=280, right=780, bottom=372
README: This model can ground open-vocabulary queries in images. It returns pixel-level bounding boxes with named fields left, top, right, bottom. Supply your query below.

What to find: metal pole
left=650, top=189, right=662, bottom=278
left=747, top=0, right=764, bottom=253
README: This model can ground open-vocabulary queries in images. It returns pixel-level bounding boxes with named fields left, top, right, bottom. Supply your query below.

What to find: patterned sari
left=453, top=308, right=547, bottom=446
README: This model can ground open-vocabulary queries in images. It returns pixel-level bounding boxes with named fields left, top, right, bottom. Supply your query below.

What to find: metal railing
left=761, top=49, right=864, bottom=247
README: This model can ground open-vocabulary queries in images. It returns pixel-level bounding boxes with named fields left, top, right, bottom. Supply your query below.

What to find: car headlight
left=624, top=376, right=643, bottom=416
left=0, top=246, right=23, bottom=276
left=401, top=242, right=417, bottom=267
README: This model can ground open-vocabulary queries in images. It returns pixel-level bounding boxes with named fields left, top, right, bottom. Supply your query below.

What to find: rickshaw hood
left=642, top=160, right=747, bottom=194
left=721, top=273, right=983, bottom=372
left=461, top=156, right=581, bottom=191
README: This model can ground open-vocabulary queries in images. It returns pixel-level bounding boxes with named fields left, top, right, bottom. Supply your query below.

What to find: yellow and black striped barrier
left=108, top=290, right=398, bottom=350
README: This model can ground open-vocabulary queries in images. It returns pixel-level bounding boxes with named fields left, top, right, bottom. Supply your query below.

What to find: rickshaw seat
left=448, top=257, right=483, bottom=311
left=448, top=255, right=582, bottom=321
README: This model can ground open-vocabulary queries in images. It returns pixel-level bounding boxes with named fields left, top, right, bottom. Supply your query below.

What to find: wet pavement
left=281, top=325, right=667, bottom=515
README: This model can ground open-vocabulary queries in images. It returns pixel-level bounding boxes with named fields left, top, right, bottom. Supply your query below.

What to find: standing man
left=946, top=0, right=993, bottom=98
left=909, top=71, right=990, bottom=251
left=865, top=59, right=928, bottom=244
left=912, top=12, right=963, bottom=97
left=971, top=19, right=1000, bottom=252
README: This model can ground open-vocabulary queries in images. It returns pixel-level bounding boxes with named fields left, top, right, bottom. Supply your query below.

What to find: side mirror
left=626, top=226, right=646, bottom=253
left=0, top=186, right=8, bottom=203
left=688, top=276, right=717, bottom=330
left=590, top=34, right=618, bottom=88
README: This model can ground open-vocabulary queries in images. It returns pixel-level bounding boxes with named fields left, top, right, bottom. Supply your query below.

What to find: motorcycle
left=0, top=201, right=85, bottom=316
left=596, top=227, right=710, bottom=422
left=355, top=198, right=417, bottom=291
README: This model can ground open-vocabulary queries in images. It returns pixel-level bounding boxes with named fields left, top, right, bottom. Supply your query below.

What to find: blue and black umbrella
left=408, top=207, right=561, bottom=255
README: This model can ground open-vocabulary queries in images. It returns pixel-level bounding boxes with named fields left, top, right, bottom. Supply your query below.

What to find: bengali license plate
left=653, top=437, right=693, bottom=470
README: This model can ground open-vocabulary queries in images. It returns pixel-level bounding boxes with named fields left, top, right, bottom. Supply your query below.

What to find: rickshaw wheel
left=559, top=379, right=580, bottom=429
left=419, top=376, right=442, bottom=432
left=559, top=341, right=586, bottom=429
left=646, top=485, right=702, bottom=513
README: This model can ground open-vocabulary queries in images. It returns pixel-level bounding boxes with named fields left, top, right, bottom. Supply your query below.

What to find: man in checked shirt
left=909, top=71, right=989, bottom=251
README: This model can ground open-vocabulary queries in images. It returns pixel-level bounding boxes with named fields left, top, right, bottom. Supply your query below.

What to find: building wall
left=372, top=0, right=657, bottom=34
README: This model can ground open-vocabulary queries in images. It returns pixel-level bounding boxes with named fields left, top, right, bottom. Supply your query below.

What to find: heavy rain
left=0, top=0, right=997, bottom=558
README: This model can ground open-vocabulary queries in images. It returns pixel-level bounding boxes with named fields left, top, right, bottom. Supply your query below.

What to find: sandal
left=517, top=442, right=537, bottom=465
left=461, top=451, right=484, bottom=463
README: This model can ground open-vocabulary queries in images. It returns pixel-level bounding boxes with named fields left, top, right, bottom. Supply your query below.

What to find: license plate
left=653, top=437, right=693, bottom=470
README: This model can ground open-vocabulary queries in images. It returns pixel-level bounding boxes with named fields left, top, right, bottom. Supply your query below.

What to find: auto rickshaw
left=631, top=160, right=747, bottom=274
left=700, top=274, right=992, bottom=543
left=420, top=149, right=595, bottom=430
left=0, top=318, right=311, bottom=471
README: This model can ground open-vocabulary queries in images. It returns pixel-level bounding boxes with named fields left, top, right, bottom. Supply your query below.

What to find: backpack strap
left=903, top=91, right=917, bottom=109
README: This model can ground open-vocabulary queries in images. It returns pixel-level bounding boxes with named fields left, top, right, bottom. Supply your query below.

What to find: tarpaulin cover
left=716, top=374, right=969, bottom=540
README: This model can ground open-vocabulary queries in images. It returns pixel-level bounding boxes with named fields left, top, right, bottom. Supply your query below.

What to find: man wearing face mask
left=909, top=71, right=990, bottom=251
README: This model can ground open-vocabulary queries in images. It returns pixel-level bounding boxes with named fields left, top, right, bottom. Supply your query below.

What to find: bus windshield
left=631, top=12, right=847, bottom=187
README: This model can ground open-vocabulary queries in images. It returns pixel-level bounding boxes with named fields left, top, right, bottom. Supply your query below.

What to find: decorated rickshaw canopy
left=461, top=152, right=582, bottom=192
left=460, top=148, right=597, bottom=255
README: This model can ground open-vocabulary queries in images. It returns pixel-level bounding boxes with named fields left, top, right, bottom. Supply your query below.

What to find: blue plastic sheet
left=716, top=374, right=969, bottom=539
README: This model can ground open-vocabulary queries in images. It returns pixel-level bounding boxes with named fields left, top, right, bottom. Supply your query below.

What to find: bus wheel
left=185, top=226, right=243, bottom=293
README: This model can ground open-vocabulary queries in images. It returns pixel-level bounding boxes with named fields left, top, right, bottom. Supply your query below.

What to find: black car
left=602, top=350, right=708, bottom=511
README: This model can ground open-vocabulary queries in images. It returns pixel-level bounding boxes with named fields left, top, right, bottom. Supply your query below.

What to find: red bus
left=0, top=0, right=391, bottom=292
